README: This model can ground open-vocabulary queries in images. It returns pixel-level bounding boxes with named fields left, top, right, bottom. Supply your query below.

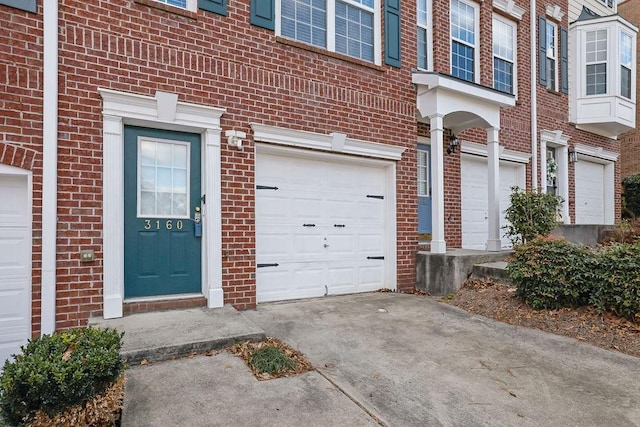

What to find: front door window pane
left=418, top=150, right=429, bottom=196
left=138, top=139, right=189, bottom=217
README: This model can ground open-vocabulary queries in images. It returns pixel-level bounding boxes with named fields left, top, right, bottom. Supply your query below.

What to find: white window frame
left=450, top=0, right=480, bottom=83
left=492, top=14, right=517, bottom=96
left=545, top=20, right=558, bottom=91
left=154, top=0, right=197, bottom=12
left=585, top=29, right=608, bottom=96
left=417, top=0, right=433, bottom=71
left=275, top=0, right=382, bottom=66
left=417, top=148, right=430, bottom=197
left=620, top=30, right=634, bottom=99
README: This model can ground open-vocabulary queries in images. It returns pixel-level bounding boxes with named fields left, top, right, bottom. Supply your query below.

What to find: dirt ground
left=444, top=279, right=640, bottom=359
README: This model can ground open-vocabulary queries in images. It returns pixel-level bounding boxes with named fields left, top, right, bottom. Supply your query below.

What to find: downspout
left=41, top=0, right=58, bottom=335
left=530, top=0, right=538, bottom=190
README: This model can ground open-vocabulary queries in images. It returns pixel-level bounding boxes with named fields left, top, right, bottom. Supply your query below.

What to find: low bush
left=603, top=218, right=640, bottom=244
left=507, top=237, right=595, bottom=309
left=503, top=187, right=563, bottom=246
left=0, top=327, right=125, bottom=426
left=590, top=242, right=640, bottom=321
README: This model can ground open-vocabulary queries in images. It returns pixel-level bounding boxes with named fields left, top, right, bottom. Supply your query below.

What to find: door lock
left=194, top=206, right=202, bottom=237
left=323, top=243, right=330, bottom=248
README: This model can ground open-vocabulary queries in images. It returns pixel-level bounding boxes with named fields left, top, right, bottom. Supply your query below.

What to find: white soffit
left=250, top=124, right=406, bottom=161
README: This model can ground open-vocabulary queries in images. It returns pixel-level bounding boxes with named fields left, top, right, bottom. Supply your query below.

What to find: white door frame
left=0, top=163, right=32, bottom=359
left=99, top=89, right=225, bottom=319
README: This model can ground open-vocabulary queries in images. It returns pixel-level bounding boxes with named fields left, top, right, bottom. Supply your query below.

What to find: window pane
left=451, top=0, right=475, bottom=45
left=417, top=0, right=428, bottom=27
left=452, top=40, right=474, bottom=82
left=621, top=32, right=633, bottom=68
left=494, top=57, right=513, bottom=94
left=156, top=0, right=187, bottom=8
left=281, top=0, right=327, bottom=48
left=493, top=19, right=513, bottom=61
left=335, top=1, right=374, bottom=62
left=586, top=63, right=607, bottom=95
left=621, top=66, right=632, bottom=99
left=418, top=27, right=427, bottom=69
left=418, top=150, right=429, bottom=197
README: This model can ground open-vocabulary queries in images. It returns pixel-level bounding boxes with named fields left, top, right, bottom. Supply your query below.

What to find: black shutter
left=251, top=0, right=275, bottom=30
left=199, top=0, right=227, bottom=16
left=384, top=0, right=402, bottom=67
left=538, top=16, right=547, bottom=87
left=560, top=28, right=568, bottom=94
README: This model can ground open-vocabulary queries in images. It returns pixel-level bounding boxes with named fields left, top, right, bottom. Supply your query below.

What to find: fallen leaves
left=445, top=279, right=640, bottom=358
left=228, top=337, right=314, bottom=381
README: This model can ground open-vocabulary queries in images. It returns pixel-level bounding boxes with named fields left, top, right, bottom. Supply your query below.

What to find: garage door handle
left=257, top=263, right=279, bottom=268
left=367, top=256, right=385, bottom=260
left=303, top=223, right=316, bottom=227
left=334, top=224, right=346, bottom=228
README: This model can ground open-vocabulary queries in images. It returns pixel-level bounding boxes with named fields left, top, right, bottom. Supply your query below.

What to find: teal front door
left=124, top=126, right=202, bottom=298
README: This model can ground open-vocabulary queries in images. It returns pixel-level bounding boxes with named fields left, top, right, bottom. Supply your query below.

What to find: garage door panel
left=575, top=161, right=605, bottom=224
left=256, top=151, right=389, bottom=302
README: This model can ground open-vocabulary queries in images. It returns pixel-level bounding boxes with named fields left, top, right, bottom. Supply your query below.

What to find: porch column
left=429, top=114, right=446, bottom=253
left=487, top=127, right=501, bottom=252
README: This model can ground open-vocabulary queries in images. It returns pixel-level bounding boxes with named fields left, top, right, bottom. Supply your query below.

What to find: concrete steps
left=471, top=261, right=511, bottom=284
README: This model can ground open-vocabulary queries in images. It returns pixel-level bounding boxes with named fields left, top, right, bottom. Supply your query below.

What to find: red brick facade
left=619, top=0, right=640, bottom=179
left=0, top=0, right=627, bottom=336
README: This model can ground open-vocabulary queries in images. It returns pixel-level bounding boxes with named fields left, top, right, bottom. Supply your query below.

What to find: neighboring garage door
left=256, top=150, right=391, bottom=302
left=0, top=172, right=31, bottom=367
left=575, top=160, right=605, bottom=224
left=461, top=156, right=523, bottom=250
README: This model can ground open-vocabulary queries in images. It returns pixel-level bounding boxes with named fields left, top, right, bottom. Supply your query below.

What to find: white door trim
left=255, top=143, right=398, bottom=293
left=99, top=89, right=225, bottom=319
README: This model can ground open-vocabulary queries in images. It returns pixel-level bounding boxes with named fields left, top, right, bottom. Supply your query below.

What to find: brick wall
left=619, top=0, right=640, bottom=179
left=0, top=4, right=44, bottom=337
left=50, top=0, right=419, bottom=322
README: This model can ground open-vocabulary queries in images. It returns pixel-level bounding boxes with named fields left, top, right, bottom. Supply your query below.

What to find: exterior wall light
left=225, top=130, right=246, bottom=150
left=447, top=134, right=459, bottom=155
left=568, top=149, right=579, bottom=163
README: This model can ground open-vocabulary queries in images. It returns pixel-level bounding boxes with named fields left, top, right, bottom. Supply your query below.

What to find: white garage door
left=575, top=160, right=605, bottom=224
left=461, top=156, right=523, bottom=250
left=256, top=151, right=391, bottom=302
left=0, top=173, right=31, bottom=367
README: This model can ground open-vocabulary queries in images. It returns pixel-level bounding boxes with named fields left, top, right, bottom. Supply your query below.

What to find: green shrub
left=503, top=187, right=563, bottom=246
left=0, top=327, right=125, bottom=426
left=590, top=241, right=640, bottom=321
left=248, top=345, right=297, bottom=375
left=507, top=237, right=595, bottom=309
left=622, top=174, right=640, bottom=218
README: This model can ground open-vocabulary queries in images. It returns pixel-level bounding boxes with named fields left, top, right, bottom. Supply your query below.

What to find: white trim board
left=99, top=89, right=225, bottom=319
left=251, top=124, right=406, bottom=161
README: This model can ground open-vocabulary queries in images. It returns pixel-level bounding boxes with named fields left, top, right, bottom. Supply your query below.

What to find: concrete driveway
left=124, top=293, right=640, bottom=426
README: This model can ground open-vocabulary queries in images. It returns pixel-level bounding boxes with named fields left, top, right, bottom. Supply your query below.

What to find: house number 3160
left=144, top=219, right=184, bottom=230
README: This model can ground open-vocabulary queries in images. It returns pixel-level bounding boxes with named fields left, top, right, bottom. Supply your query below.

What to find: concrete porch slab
left=416, top=249, right=513, bottom=295
left=90, top=306, right=266, bottom=364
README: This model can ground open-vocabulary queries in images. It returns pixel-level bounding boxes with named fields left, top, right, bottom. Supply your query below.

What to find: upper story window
left=280, top=0, right=379, bottom=63
left=417, top=0, right=431, bottom=70
left=621, top=31, right=633, bottom=99
left=597, top=0, right=614, bottom=8
left=545, top=21, right=558, bottom=90
left=450, top=0, right=478, bottom=82
left=493, top=15, right=516, bottom=94
left=154, top=0, right=196, bottom=11
left=585, top=30, right=608, bottom=95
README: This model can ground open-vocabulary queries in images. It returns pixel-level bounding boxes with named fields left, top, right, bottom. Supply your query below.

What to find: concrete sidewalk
left=107, top=294, right=640, bottom=426
left=90, top=306, right=265, bottom=363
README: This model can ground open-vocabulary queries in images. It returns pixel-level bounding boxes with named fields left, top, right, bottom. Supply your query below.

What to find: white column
left=556, top=145, right=571, bottom=223
left=429, top=114, right=446, bottom=253
left=102, top=115, right=124, bottom=319
left=487, top=128, right=501, bottom=252
left=204, top=128, right=224, bottom=308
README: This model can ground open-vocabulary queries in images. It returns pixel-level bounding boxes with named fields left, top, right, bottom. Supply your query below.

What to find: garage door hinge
left=257, top=263, right=279, bottom=268
left=366, top=195, right=384, bottom=199
left=257, top=185, right=279, bottom=190
left=367, top=256, right=385, bottom=260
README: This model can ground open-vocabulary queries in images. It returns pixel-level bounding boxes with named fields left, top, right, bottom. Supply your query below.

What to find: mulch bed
left=445, top=278, right=640, bottom=358
left=228, top=337, right=314, bottom=381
